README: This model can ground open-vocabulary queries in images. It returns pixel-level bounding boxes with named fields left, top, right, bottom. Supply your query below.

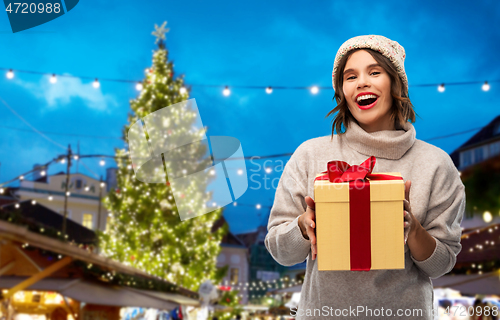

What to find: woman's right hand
left=298, top=196, right=317, bottom=260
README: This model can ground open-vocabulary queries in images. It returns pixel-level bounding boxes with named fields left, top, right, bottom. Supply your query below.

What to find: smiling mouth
left=357, top=97, right=378, bottom=107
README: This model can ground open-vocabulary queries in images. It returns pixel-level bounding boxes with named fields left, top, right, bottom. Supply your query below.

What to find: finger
left=404, top=199, right=411, bottom=212
left=307, top=226, right=317, bottom=245
left=305, top=217, right=315, bottom=230
left=404, top=180, right=411, bottom=203
left=305, top=196, right=316, bottom=211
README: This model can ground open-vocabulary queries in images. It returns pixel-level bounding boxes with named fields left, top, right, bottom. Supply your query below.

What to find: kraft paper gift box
left=313, top=156, right=405, bottom=271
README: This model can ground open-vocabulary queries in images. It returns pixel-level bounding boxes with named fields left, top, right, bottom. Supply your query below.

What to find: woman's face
left=342, top=50, right=395, bottom=133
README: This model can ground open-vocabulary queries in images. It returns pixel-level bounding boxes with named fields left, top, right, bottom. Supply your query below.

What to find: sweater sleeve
left=264, top=146, right=312, bottom=266
left=410, top=151, right=466, bottom=279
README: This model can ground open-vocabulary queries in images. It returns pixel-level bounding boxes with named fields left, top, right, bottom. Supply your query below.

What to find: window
left=460, top=150, right=473, bottom=168
left=474, top=147, right=484, bottom=163
left=82, top=213, right=94, bottom=229
left=106, top=216, right=111, bottom=232
left=490, top=141, right=500, bottom=157
left=230, top=268, right=239, bottom=284
left=75, top=179, right=83, bottom=190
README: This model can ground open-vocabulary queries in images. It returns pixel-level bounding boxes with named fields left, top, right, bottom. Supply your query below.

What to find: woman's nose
left=357, top=74, right=371, bottom=88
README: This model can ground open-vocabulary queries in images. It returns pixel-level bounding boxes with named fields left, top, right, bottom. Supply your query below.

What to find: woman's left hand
left=404, top=180, right=419, bottom=244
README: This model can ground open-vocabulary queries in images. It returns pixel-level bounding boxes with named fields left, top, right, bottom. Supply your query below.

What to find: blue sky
left=0, top=0, right=499, bottom=234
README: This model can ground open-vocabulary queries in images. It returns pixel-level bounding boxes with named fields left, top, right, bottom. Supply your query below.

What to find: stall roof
left=0, top=276, right=197, bottom=309
left=0, top=220, right=199, bottom=308
left=432, top=270, right=500, bottom=295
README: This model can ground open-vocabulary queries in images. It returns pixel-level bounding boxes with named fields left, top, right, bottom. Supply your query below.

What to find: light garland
left=1, top=67, right=496, bottom=96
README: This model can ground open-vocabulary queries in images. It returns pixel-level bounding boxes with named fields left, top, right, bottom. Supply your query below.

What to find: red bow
left=314, top=156, right=399, bottom=183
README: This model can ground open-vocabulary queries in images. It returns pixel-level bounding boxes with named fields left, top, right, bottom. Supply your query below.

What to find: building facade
left=7, top=164, right=114, bottom=232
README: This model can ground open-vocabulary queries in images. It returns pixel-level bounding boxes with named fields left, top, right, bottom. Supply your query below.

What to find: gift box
left=313, top=156, right=405, bottom=271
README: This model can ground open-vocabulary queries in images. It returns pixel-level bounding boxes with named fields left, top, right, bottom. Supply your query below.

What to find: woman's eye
left=346, top=72, right=379, bottom=80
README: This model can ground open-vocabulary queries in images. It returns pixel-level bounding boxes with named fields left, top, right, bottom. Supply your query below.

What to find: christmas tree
left=99, top=22, right=227, bottom=291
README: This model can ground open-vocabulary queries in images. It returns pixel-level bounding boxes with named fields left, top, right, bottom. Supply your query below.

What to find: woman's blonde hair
left=326, top=48, right=418, bottom=138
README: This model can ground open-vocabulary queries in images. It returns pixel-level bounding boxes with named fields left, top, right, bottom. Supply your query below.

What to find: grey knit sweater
left=265, top=121, right=465, bottom=320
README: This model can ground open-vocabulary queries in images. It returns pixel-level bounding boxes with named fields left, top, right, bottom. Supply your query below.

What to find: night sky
left=0, top=0, right=499, bottom=234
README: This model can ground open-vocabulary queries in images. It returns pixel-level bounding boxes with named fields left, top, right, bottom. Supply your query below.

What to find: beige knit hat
left=332, top=35, right=408, bottom=91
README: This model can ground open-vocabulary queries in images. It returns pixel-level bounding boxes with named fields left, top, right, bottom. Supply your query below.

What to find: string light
left=48, top=195, right=53, bottom=201
left=41, top=170, right=46, bottom=176
left=6, top=69, right=13, bottom=79
left=483, top=211, right=493, bottom=223
left=100, top=159, right=105, bottom=166
left=438, top=83, right=445, bottom=92
left=265, top=87, right=273, bottom=94
left=50, top=74, right=57, bottom=84
left=179, top=87, right=187, bottom=95
left=223, top=86, right=230, bottom=96
left=31, top=200, right=36, bottom=205
left=93, top=78, right=100, bottom=89
left=136, top=82, right=143, bottom=91
left=73, top=155, right=79, bottom=160
left=482, top=81, right=490, bottom=91
left=310, top=86, right=319, bottom=94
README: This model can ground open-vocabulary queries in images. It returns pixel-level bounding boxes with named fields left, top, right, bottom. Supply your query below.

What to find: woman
left=265, top=35, right=465, bottom=320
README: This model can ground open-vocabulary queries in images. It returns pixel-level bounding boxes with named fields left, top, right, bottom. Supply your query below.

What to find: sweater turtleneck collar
left=341, top=120, right=416, bottom=160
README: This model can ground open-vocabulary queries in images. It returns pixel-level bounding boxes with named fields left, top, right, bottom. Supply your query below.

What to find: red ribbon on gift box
left=314, top=156, right=402, bottom=271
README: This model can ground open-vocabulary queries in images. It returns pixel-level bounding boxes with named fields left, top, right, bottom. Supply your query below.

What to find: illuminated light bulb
left=223, top=86, right=230, bottom=96
left=48, top=195, right=53, bottom=201
left=136, top=82, right=143, bottom=91
left=256, top=204, right=261, bottom=209
left=266, top=86, right=273, bottom=94
left=265, top=167, right=272, bottom=173
left=50, top=74, right=57, bottom=84
left=0, top=188, right=3, bottom=194
left=73, top=155, right=79, bottom=160
left=438, top=83, right=445, bottom=92
left=41, top=170, right=46, bottom=176
left=212, top=202, right=217, bottom=207
left=209, top=169, right=215, bottom=175
left=482, top=81, right=490, bottom=92
left=61, top=158, right=66, bottom=164
left=237, top=169, right=243, bottom=175
left=100, top=160, right=105, bottom=166
left=310, top=86, right=319, bottom=94
left=19, top=175, right=24, bottom=180
left=93, top=78, right=100, bottom=88
left=483, top=211, right=492, bottom=223
left=15, top=203, right=20, bottom=208
left=233, top=202, right=237, bottom=206
left=31, top=200, right=36, bottom=205
left=180, top=87, right=187, bottom=94
left=6, top=69, right=14, bottom=79
left=100, top=182, right=105, bottom=188
left=84, top=186, right=89, bottom=191
left=66, top=191, right=71, bottom=196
